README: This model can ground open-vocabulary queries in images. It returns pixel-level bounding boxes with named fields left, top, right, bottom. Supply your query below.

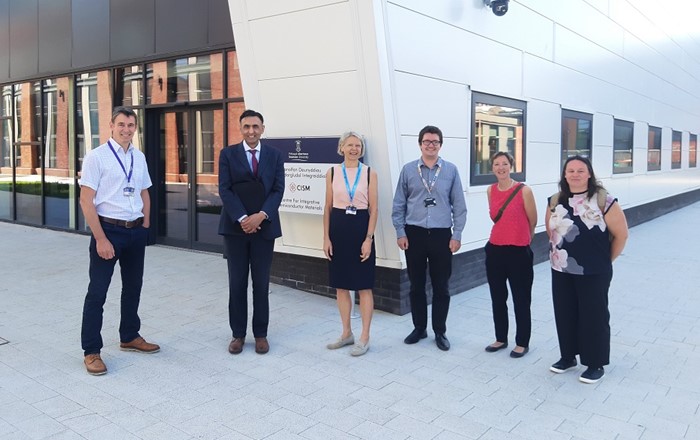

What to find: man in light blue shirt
left=392, top=125, right=467, bottom=351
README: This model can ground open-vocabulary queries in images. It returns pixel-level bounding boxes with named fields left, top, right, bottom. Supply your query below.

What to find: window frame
left=470, top=92, right=527, bottom=186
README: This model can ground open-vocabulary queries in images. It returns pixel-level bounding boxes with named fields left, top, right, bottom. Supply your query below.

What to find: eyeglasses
left=421, top=140, right=441, bottom=147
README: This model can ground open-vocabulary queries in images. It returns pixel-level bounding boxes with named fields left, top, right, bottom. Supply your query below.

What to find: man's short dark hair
left=239, top=109, right=264, bottom=124
left=111, top=106, right=137, bottom=123
left=418, top=125, right=443, bottom=145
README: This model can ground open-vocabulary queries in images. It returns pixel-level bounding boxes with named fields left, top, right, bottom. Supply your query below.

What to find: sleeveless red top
left=488, top=183, right=531, bottom=246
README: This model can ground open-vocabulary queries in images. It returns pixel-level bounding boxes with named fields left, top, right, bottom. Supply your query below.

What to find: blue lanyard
left=342, top=162, right=362, bottom=204
left=108, top=140, right=134, bottom=184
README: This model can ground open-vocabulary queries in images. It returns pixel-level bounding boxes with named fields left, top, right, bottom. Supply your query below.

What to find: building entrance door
left=154, top=107, right=223, bottom=252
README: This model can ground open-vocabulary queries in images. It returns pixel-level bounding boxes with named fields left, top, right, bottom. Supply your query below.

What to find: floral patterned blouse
left=548, top=191, right=617, bottom=275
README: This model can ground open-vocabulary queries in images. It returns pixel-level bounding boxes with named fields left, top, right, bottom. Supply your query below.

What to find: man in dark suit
left=218, top=109, right=285, bottom=355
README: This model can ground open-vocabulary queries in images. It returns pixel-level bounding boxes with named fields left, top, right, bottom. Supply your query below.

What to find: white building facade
left=228, top=0, right=700, bottom=313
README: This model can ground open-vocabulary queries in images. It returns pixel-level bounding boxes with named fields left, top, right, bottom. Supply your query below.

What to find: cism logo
left=288, top=182, right=311, bottom=192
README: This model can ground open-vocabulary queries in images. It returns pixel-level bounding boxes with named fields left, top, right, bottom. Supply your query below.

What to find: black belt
left=99, top=216, right=143, bottom=228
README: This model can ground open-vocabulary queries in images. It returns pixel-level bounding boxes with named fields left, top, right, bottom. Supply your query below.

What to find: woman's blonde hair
left=337, top=131, right=366, bottom=158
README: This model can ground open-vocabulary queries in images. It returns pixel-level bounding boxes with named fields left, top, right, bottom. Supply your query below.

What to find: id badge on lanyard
left=342, top=162, right=362, bottom=215
left=108, top=141, right=135, bottom=198
left=418, top=162, right=440, bottom=207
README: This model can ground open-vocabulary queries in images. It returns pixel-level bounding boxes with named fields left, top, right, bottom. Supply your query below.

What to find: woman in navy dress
left=323, top=132, right=378, bottom=356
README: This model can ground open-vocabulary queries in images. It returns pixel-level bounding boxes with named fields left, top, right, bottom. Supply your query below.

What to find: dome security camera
left=484, top=0, right=509, bottom=16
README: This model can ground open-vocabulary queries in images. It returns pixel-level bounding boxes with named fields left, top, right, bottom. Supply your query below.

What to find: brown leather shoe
left=119, top=336, right=160, bottom=353
left=228, top=337, right=245, bottom=354
left=84, top=354, right=107, bottom=376
left=255, top=337, right=269, bottom=354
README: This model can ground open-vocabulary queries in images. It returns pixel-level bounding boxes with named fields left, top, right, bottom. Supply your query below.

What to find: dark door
left=153, top=107, right=223, bottom=251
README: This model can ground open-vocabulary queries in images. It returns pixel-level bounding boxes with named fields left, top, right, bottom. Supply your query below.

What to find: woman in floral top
left=546, top=156, right=628, bottom=384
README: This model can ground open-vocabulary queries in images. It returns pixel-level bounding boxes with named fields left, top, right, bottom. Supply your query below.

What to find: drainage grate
left=0, top=337, right=8, bottom=345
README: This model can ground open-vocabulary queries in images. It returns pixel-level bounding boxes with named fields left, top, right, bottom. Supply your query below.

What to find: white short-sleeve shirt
left=79, top=138, right=152, bottom=221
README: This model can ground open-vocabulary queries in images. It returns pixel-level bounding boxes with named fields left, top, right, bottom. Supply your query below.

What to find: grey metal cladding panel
left=110, top=0, right=155, bottom=62
left=0, top=0, right=9, bottom=82
left=9, top=0, right=39, bottom=79
left=72, top=0, right=109, bottom=69
left=208, top=0, right=233, bottom=46
left=155, top=0, right=207, bottom=54
left=38, top=0, right=72, bottom=74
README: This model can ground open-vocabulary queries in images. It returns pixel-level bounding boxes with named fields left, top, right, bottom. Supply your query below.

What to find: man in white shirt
left=79, top=106, right=159, bottom=376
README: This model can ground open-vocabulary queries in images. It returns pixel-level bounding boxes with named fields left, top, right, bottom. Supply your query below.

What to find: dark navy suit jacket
left=218, top=142, right=285, bottom=240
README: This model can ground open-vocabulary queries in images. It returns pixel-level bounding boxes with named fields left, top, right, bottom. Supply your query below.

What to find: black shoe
left=509, top=347, right=529, bottom=358
left=579, top=367, right=605, bottom=384
left=404, top=329, right=428, bottom=344
left=435, top=333, right=450, bottom=351
left=484, top=342, right=508, bottom=353
left=550, top=357, right=577, bottom=373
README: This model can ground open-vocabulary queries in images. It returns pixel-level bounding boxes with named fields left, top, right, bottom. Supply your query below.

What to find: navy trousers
left=224, top=233, right=275, bottom=339
left=81, top=221, right=148, bottom=355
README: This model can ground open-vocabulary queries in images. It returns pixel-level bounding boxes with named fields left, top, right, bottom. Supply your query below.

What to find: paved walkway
left=0, top=203, right=699, bottom=440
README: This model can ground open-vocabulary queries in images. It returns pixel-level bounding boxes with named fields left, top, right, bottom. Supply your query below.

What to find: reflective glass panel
left=671, top=130, right=682, bottom=169
left=195, top=108, right=223, bottom=246
left=76, top=70, right=113, bottom=230
left=613, top=119, right=633, bottom=174
left=147, top=54, right=223, bottom=104
left=473, top=95, right=525, bottom=183
left=690, top=134, right=697, bottom=168
left=647, top=126, right=661, bottom=171
left=227, top=102, right=245, bottom=146
left=15, top=82, right=43, bottom=225
left=43, top=77, right=73, bottom=229
left=0, top=85, right=12, bottom=220
left=160, top=111, right=189, bottom=241
left=116, top=65, right=144, bottom=107
left=227, top=51, right=243, bottom=98
left=561, top=110, right=592, bottom=168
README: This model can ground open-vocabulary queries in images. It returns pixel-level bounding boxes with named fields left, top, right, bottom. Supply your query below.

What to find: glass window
left=227, top=50, right=243, bottom=99
left=227, top=102, right=245, bottom=146
left=43, top=77, right=72, bottom=229
left=671, top=130, right=682, bottom=169
left=561, top=109, right=592, bottom=167
left=116, top=65, right=144, bottom=107
left=76, top=70, right=113, bottom=231
left=14, top=82, right=43, bottom=225
left=472, top=92, right=526, bottom=185
left=0, top=85, right=13, bottom=220
left=690, top=134, right=697, bottom=168
left=647, top=126, right=661, bottom=171
left=76, top=70, right=113, bottom=172
left=147, top=54, right=223, bottom=104
left=613, top=119, right=633, bottom=174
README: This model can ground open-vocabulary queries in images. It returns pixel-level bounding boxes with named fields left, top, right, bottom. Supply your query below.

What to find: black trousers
left=223, top=233, right=275, bottom=339
left=404, top=225, right=452, bottom=334
left=551, top=269, right=612, bottom=368
left=485, top=243, right=533, bottom=347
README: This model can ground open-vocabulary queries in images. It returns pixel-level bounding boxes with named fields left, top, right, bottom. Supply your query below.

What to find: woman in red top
left=484, top=152, right=537, bottom=358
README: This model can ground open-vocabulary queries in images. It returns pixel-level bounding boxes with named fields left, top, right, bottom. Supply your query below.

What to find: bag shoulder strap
left=331, top=165, right=334, bottom=182
left=492, top=183, right=524, bottom=223
left=549, top=191, right=561, bottom=212
left=596, top=189, right=608, bottom=213
left=549, top=189, right=608, bottom=213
